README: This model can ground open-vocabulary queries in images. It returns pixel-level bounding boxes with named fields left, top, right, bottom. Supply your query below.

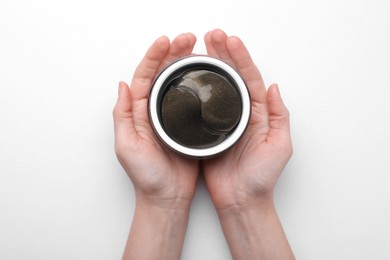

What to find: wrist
left=216, top=194, right=275, bottom=221
left=216, top=196, right=295, bottom=260
left=124, top=196, right=191, bottom=260
left=135, top=191, right=194, bottom=213
left=135, top=199, right=191, bottom=231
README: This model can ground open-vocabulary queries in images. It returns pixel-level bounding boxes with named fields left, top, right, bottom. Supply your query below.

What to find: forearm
left=122, top=197, right=190, bottom=260
left=217, top=197, right=294, bottom=260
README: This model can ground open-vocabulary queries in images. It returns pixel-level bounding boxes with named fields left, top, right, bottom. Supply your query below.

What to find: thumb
left=267, top=84, right=291, bottom=138
left=113, top=82, right=136, bottom=145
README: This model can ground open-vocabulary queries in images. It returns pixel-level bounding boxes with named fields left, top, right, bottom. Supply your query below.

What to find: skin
left=113, top=33, right=199, bottom=260
left=113, top=29, right=294, bottom=260
left=203, top=29, right=295, bottom=260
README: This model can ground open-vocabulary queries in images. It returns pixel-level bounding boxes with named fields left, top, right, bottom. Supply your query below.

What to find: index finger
left=226, top=36, right=267, bottom=105
left=130, top=36, right=170, bottom=101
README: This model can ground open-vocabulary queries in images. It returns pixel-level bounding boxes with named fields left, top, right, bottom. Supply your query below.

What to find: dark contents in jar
left=161, top=70, right=242, bottom=149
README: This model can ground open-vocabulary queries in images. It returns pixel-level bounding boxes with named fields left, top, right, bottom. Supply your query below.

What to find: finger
left=226, top=36, right=267, bottom=105
left=159, top=33, right=197, bottom=70
left=267, top=84, right=291, bottom=138
left=204, top=31, right=218, bottom=57
left=209, top=29, right=234, bottom=66
left=130, top=36, right=170, bottom=101
left=113, top=82, right=136, bottom=145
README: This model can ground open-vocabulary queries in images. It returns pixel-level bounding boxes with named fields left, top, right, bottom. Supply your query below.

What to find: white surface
left=1, top=0, right=389, bottom=259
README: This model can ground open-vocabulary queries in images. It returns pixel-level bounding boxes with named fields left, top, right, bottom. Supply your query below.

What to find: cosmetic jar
left=148, top=55, right=251, bottom=158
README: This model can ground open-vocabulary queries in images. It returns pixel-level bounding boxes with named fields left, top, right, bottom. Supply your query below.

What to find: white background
left=1, top=0, right=389, bottom=259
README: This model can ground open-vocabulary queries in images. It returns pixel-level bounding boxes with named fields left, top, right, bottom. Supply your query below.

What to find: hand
left=113, top=33, right=199, bottom=260
left=202, top=29, right=294, bottom=260
left=114, top=33, right=199, bottom=208
left=203, top=29, right=292, bottom=211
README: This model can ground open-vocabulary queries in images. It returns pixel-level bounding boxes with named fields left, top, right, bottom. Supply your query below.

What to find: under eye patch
left=161, top=70, right=242, bottom=149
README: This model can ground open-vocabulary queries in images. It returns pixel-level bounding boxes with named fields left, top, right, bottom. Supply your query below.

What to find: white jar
left=148, top=55, right=251, bottom=158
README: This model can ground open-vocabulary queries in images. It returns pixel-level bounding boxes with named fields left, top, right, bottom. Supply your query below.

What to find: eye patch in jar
left=161, top=70, right=242, bottom=148
left=149, top=56, right=251, bottom=158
